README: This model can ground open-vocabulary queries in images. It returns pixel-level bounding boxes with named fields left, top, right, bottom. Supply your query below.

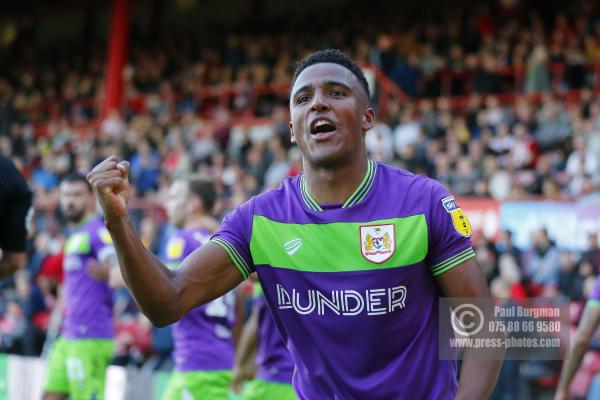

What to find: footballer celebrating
left=87, top=49, right=502, bottom=399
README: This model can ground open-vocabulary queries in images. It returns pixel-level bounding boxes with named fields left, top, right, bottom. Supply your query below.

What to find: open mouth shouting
left=309, top=118, right=337, bottom=141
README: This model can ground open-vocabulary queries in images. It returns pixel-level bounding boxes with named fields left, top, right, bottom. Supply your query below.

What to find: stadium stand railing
left=17, top=60, right=600, bottom=140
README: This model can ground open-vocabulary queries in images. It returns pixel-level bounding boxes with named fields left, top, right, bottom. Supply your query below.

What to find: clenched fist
left=86, top=156, right=131, bottom=220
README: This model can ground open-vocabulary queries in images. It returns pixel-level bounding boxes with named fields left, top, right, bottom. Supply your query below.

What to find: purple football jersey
left=589, top=276, right=600, bottom=304
left=254, top=283, right=295, bottom=384
left=165, top=227, right=235, bottom=371
left=62, top=216, right=115, bottom=339
left=211, top=161, right=475, bottom=399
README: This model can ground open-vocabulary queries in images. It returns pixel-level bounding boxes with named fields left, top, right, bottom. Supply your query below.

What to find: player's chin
left=66, top=212, right=83, bottom=223
left=307, top=148, right=348, bottom=168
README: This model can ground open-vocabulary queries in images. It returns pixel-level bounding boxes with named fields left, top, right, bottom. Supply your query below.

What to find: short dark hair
left=292, top=49, right=370, bottom=98
left=61, top=172, right=92, bottom=191
left=186, top=175, right=216, bottom=213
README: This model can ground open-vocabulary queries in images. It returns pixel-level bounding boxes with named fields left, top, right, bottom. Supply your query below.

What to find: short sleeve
left=588, top=277, right=600, bottom=308
left=210, top=199, right=255, bottom=280
left=0, top=156, right=32, bottom=252
left=426, top=180, right=475, bottom=277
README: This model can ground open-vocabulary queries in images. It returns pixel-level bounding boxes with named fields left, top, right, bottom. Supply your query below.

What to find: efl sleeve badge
left=441, top=196, right=472, bottom=238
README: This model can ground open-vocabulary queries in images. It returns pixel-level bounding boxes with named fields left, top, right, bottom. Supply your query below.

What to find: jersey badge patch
left=360, top=224, right=395, bottom=264
left=166, top=237, right=185, bottom=260
left=441, top=196, right=472, bottom=237
left=98, top=227, right=113, bottom=245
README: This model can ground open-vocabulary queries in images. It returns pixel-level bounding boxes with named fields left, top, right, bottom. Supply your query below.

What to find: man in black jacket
left=0, top=155, right=32, bottom=278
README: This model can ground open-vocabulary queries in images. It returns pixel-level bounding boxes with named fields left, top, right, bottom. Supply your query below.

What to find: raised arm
left=436, top=258, right=503, bottom=400
left=87, top=156, right=242, bottom=326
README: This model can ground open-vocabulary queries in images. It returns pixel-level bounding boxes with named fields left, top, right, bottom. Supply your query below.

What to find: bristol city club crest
left=360, top=224, right=396, bottom=264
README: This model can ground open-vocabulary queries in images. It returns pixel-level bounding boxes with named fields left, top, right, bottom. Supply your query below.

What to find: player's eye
left=331, top=90, right=344, bottom=97
left=296, top=95, right=310, bottom=104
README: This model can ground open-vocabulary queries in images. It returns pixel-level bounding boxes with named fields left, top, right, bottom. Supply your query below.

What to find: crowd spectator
left=524, top=228, right=561, bottom=290
left=582, top=233, right=600, bottom=271
left=557, top=251, right=585, bottom=300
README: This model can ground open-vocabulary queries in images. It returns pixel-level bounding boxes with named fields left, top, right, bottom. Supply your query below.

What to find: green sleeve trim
left=587, top=299, right=600, bottom=308
left=211, top=238, right=251, bottom=279
left=431, top=247, right=474, bottom=271
left=431, top=247, right=475, bottom=276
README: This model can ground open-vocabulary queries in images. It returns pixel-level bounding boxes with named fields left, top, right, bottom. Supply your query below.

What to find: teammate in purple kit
left=231, top=277, right=297, bottom=400
left=555, top=275, right=600, bottom=399
left=160, top=176, right=238, bottom=400
left=43, top=173, right=117, bottom=400
left=87, top=49, right=502, bottom=399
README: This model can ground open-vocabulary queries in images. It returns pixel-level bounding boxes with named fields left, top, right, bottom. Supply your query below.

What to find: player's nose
left=310, top=90, right=330, bottom=112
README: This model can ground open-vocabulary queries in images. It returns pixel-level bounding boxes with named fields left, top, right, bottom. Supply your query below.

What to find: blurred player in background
left=555, top=275, right=600, bottom=400
left=231, top=276, right=297, bottom=400
left=87, top=49, right=501, bottom=399
left=160, top=175, right=240, bottom=400
left=0, top=154, right=32, bottom=278
left=43, top=173, right=118, bottom=400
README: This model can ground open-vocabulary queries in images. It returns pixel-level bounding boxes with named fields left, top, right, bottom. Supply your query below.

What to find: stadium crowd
left=1, top=0, right=600, bottom=397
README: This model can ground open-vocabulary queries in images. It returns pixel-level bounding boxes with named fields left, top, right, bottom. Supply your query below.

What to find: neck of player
left=72, top=212, right=93, bottom=227
left=184, top=214, right=218, bottom=231
left=304, top=156, right=368, bottom=205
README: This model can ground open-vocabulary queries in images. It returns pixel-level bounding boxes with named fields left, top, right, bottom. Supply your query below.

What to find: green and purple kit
left=164, top=227, right=236, bottom=372
left=211, top=161, right=475, bottom=399
left=62, top=216, right=115, bottom=339
left=253, top=283, right=295, bottom=385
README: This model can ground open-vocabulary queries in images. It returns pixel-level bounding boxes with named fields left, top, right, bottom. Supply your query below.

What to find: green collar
left=72, top=213, right=95, bottom=229
left=299, top=160, right=377, bottom=212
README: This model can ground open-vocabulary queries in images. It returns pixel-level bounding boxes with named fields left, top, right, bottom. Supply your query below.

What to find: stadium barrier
left=0, top=354, right=46, bottom=400
left=458, top=196, right=600, bottom=250
left=0, top=354, right=171, bottom=400
left=22, top=60, right=600, bottom=139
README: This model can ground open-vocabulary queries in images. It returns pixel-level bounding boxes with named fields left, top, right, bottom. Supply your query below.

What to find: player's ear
left=195, top=196, right=206, bottom=214
left=186, top=195, right=198, bottom=214
left=290, top=122, right=296, bottom=143
left=361, top=107, right=375, bottom=132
